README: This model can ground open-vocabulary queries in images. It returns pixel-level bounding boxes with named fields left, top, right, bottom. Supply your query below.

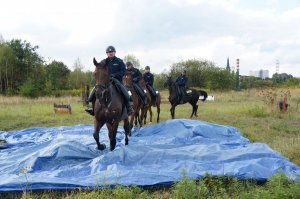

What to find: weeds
left=1, top=170, right=300, bottom=199
left=248, top=105, right=268, bottom=117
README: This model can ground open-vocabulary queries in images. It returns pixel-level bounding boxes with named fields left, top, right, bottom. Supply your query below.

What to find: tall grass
left=1, top=172, right=299, bottom=199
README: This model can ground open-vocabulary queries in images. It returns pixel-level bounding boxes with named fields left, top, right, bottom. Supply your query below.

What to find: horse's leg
left=149, top=106, right=153, bottom=123
left=144, top=108, right=148, bottom=124
left=128, top=111, right=135, bottom=130
left=170, top=104, right=177, bottom=119
left=93, top=120, right=106, bottom=150
left=134, top=111, right=138, bottom=127
left=142, top=107, right=148, bottom=125
left=140, top=107, right=146, bottom=126
left=189, top=100, right=198, bottom=118
left=156, top=104, right=160, bottom=123
left=107, top=121, right=118, bottom=151
left=123, top=118, right=130, bottom=144
left=136, top=109, right=142, bottom=127
left=194, top=104, right=198, bottom=117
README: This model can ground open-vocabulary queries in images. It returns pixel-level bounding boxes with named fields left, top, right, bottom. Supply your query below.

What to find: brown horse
left=92, top=58, right=130, bottom=151
left=139, top=80, right=161, bottom=124
left=123, top=71, right=146, bottom=129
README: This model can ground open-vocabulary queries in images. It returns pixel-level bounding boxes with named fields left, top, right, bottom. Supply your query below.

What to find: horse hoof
left=110, top=146, right=115, bottom=151
left=148, top=122, right=152, bottom=124
left=98, top=144, right=106, bottom=151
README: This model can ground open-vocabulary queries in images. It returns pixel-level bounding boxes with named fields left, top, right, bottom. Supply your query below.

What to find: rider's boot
left=126, top=101, right=134, bottom=115
left=85, top=86, right=96, bottom=116
left=115, top=80, right=134, bottom=115
left=143, top=94, right=148, bottom=107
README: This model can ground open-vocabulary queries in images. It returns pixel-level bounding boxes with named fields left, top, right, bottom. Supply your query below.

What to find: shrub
left=20, top=78, right=39, bottom=98
left=248, top=105, right=268, bottom=117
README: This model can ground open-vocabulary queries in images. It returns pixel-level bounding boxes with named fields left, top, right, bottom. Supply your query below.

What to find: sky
left=1, top=0, right=300, bottom=77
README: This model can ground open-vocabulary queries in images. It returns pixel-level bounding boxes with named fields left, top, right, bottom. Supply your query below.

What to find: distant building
left=249, top=69, right=269, bottom=79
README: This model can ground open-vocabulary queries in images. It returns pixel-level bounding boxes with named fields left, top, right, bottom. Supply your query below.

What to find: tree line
left=0, top=37, right=299, bottom=98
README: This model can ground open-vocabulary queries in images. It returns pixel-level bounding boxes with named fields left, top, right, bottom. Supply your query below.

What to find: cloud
left=1, top=0, right=300, bottom=77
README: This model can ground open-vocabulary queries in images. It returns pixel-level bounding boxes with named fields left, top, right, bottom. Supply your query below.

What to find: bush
left=172, top=170, right=200, bottom=199
left=20, top=78, right=39, bottom=98
left=248, top=105, right=268, bottom=117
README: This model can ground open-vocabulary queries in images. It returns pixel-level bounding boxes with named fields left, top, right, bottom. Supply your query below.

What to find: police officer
left=175, top=70, right=188, bottom=100
left=143, top=66, right=157, bottom=103
left=126, top=61, right=148, bottom=107
left=85, top=46, right=134, bottom=115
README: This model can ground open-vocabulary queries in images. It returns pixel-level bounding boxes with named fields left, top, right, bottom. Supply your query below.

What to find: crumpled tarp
left=0, top=119, right=299, bottom=191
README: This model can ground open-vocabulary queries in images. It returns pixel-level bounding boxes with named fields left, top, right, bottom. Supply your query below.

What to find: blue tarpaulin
left=0, top=119, right=299, bottom=191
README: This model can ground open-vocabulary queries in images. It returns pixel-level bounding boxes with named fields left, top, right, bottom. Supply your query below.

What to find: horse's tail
left=198, top=90, right=208, bottom=101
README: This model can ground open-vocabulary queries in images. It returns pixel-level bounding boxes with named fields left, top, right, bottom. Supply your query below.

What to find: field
left=1, top=88, right=300, bottom=198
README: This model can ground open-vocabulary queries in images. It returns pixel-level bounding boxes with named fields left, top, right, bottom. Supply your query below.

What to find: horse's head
left=163, top=76, right=173, bottom=88
left=123, top=71, right=133, bottom=88
left=93, top=57, right=108, bottom=85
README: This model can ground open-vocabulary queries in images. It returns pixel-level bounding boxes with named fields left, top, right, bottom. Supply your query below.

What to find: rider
left=143, top=65, right=157, bottom=103
left=85, top=46, right=134, bottom=116
left=175, top=70, right=188, bottom=101
left=126, top=61, right=148, bottom=107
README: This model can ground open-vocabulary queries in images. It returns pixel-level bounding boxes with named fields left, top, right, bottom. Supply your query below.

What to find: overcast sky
left=1, top=0, right=300, bottom=77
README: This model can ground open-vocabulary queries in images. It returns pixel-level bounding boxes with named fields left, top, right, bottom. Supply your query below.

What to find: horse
left=123, top=70, right=146, bottom=129
left=163, top=76, right=207, bottom=119
left=92, top=58, right=130, bottom=151
left=139, top=80, right=161, bottom=124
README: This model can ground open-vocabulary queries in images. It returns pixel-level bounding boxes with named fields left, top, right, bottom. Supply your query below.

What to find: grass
left=1, top=88, right=300, bottom=198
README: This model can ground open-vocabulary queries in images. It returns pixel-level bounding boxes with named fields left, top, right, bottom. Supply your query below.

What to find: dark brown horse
left=123, top=71, right=145, bottom=129
left=92, top=58, right=130, bottom=151
left=139, top=80, right=161, bottom=124
left=164, top=76, right=207, bottom=119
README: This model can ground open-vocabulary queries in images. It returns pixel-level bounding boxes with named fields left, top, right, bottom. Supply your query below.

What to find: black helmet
left=126, top=61, right=133, bottom=67
left=106, top=46, right=116, bottom=53
left=145, top=66, right=150, bottom=70
left=183, top=70, right=186, bottom=74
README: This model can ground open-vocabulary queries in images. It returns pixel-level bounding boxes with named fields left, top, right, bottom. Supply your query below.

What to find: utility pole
left=236, top=58, right=240, bottom=90
left=276, top=59, right=279, bottom=74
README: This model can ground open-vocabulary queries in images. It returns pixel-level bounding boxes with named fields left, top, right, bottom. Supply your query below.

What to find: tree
left=123, top=54, right=141, bottom=69
left=6, top=39, right=43, bottom=93
left=45, top=60, right=70, bottom=90
left=272, top=73, right=293, bottom=84
left=169, top=59, right=235, bottom=90
left=0, top=34, right=4, bottom=44
left=72, top=57, right=84, bottom=88
left=0, top=44, right=16, bottom=94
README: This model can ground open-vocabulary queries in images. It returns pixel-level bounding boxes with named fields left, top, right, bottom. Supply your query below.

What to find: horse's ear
left=93, top=57, right=99, bottom=67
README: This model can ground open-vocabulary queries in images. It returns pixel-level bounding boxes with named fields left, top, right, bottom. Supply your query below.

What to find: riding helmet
left=126, top=61, right=133, bottom=67
left=106, top=46, right=116, bottom=53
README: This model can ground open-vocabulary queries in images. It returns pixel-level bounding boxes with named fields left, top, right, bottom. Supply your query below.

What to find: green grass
left=1, top=88, right=300, bottom=198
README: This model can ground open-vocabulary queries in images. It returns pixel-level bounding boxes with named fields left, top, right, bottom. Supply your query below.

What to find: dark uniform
left=143, top=72, right=154, bottom=86
left=175, top=73, right=188, bottom=100
left=105, top=56, right=126, bottom=82
left=143, top=71, right=157, bottom=103
left=85, top=46, right=133, bottom=115
left=126, top=63, right=148, bottom=107
left=130, top=67, right=142, bottom=83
